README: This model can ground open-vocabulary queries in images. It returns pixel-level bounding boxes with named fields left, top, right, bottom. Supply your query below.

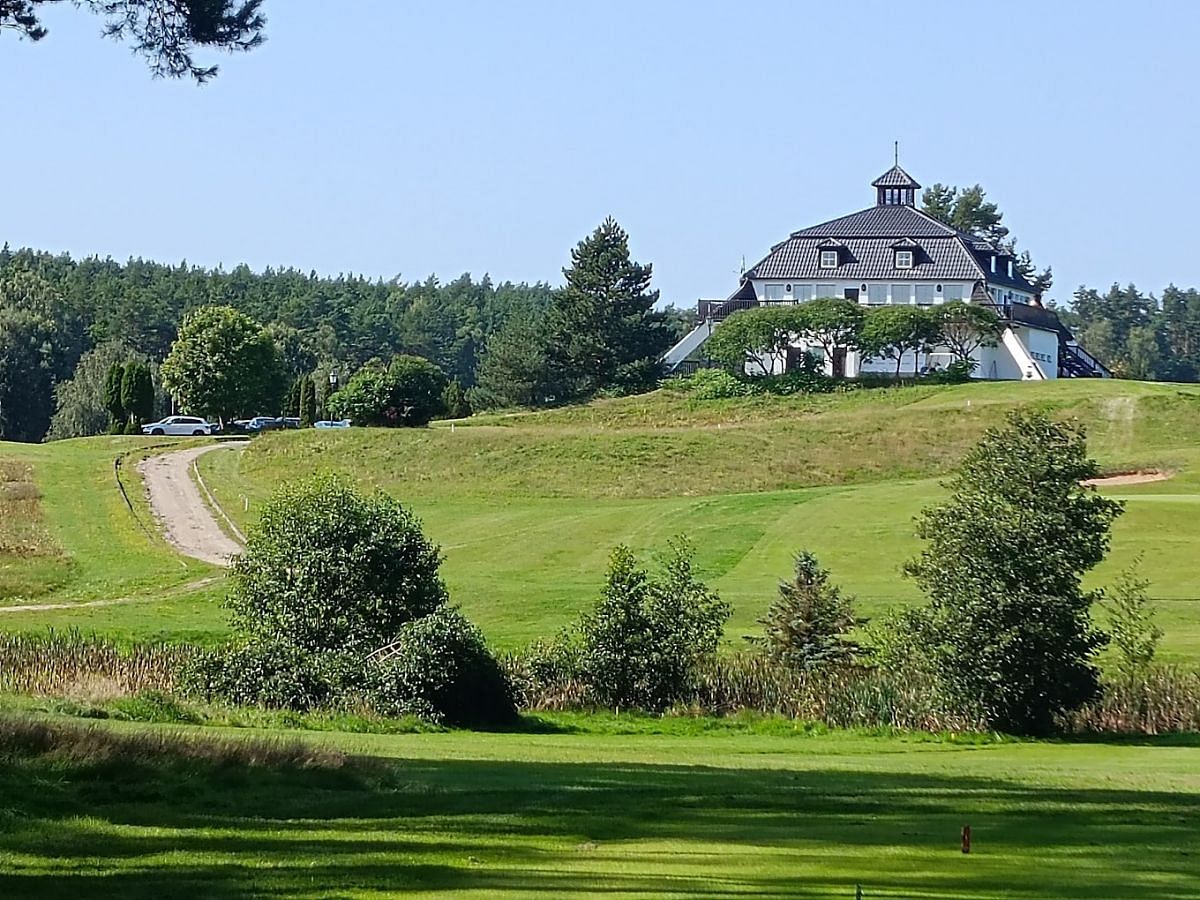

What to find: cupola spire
left=871, top=159, right=921, bottom=207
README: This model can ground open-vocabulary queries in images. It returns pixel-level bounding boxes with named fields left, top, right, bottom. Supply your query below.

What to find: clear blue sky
left=3, top=0, right=1198, bottom=307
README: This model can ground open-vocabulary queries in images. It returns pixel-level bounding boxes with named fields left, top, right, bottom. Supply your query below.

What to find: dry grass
left=0, top=460, right=62, bottom=558
left=0, top=714, right=347, bottom=769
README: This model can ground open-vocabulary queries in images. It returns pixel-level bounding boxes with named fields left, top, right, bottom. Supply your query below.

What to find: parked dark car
left=229, top=416, right=283, bottom=434
left=276, top=417, right=302, bottom=429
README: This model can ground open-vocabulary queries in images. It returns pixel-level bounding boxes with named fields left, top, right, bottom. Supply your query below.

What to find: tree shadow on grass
left=0, top=751, right=1196, bottom=899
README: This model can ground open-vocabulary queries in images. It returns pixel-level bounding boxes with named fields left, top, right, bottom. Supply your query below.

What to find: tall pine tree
left=544, top=218, right=671, bottom=400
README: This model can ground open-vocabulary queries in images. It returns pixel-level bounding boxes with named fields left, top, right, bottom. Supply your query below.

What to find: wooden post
left=961, top=824, right=971, bottom=854
left=855, top=885, right=863, bottom=900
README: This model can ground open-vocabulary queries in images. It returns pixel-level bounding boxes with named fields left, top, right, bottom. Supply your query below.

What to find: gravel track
left=138, top=443, right=245, bottom=566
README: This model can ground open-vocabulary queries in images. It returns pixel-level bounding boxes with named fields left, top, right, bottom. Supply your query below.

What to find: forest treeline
left=2, top=236, right=1200, bottom=443
left=0, top=237, right=690, bottom=442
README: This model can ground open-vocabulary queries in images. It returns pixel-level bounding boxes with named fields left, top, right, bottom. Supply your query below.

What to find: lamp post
left=325, top=371, right=339, bottom=423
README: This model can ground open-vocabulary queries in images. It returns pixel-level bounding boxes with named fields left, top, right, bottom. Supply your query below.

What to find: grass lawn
left=0, top=715, right=1196, bottom=898
left=4, top=379, right=1200, bottom=657
left=194, top=379, right=1200, bottom=658
left=0, top=437, right=226, bottom=642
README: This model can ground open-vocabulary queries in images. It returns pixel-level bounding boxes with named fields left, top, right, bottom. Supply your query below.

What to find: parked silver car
left=141, top=416, right=216, bottom=436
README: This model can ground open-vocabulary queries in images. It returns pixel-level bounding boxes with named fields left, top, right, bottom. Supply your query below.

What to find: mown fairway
left=0, top=717, right=1196, bottom=898
left=5, top=380, right=1200, bottom=657
left=197, top=379, right=1200, bottom=656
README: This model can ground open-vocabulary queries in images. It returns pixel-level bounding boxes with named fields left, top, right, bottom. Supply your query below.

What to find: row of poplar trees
left=103, top=360, right=154, bottom=433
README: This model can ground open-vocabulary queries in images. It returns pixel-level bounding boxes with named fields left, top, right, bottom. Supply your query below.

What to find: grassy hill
left=5, top=379, right=1200, bottom=658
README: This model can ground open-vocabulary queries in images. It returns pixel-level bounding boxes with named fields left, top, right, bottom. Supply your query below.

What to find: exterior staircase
left=1058, top=341, right=1110, bottom=378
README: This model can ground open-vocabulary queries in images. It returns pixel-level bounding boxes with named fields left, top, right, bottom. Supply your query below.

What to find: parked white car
left=141, top=416, right=216, bottom=436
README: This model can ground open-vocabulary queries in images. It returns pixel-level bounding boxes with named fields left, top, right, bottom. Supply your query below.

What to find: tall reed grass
left=505, top=651, right=986, bottom=732
left=506, top=650, right=1200, bottom=735
left=0, top=630, right=191, bottom=699
left=1067, top=667, right=1200, bottom=734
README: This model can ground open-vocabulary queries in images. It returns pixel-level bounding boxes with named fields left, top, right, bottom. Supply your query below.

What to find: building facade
left=665, top=165, right=1107, bottom=380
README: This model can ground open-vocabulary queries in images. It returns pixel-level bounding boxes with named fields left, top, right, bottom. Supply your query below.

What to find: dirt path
left=0, top=577, right=221, bottom=613
left=138, top=443, right=245, bottom=566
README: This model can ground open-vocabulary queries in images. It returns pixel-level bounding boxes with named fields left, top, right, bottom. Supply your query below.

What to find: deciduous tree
left=705, top=306, right=799, bottom=373
left=902, top=411, right=1123, bottom=734
left=226, top=473, right=449, bottom=655
left=161, top=304, right=283, bottom=422
left=931, top=301, right=1002, bottom=370
left=797, top=297, right=864, bottom=370
left=861, top=306, right=939, bottom=377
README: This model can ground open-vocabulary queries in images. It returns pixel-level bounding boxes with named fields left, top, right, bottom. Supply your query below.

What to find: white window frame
left=763, top=283, right=786, bottom=302
left=819, top=250, right=839, bottom=269
left=895, top=250, right=914, bottom=269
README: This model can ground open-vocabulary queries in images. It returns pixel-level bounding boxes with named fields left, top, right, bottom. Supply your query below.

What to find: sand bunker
left=1082, top=471, right=1173, bottom=488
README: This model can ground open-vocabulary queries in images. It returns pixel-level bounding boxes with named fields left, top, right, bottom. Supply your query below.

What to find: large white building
left=665, top=165, right=1108, bottom=380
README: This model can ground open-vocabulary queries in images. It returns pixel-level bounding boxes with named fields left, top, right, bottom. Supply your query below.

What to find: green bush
left=924, top=359, right=975, bottom=383
left=680, top=368, right=753, bottom=399
left=440, top=379, right=471, bottom=419
left=364, top=607, right=516, bottom=726
left=574, top=539, right=730, bottom=712
left=756, top=367, right=835, bottom=395
left=181, top=640, right=359, bottom=712
left=226, top=473, right=448, bottom=656
left=109, top=690, right=201, bottom=724
left=328, top=355, right=448, bottom=427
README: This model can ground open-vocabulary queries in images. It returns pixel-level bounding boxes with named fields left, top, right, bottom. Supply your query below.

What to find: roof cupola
left=871, top=163, right=921, bottom=207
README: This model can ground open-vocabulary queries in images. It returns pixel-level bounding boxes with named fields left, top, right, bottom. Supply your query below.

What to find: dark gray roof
left=870, top=165, right=921, bottom=189
left=792, top=204, right=958, bottom=238
left=748, top=236, right=985, bottom=282
left=746, top=203, right=1036, bottom=292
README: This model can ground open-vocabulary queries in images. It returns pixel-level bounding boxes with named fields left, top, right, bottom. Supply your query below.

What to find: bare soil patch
left=1082, top=470, right=1174, bottom=488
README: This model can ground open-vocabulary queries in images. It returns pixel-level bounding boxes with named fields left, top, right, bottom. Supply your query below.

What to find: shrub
left=1105, top=556, right=1162, bottom=680
left=575, top=539, right=730, bottom=712
left=108, top=690, right=201, bottom=724
left=924, top=358, right=975, bottom=383
left=328, top=355, right=448, bottom=427
left=364, top=607, right=516, bottom=726
left=226, top=473, right=448, bottom=656
left=901, top=410, right=1123, bottom=735
left=440, top=379, right=471, bottom=419
left=678, top=368, right=753, bottom=399
left=753, top=551, right=862, bottom=671
left=181, top=640, right=359, bottom=712
left=756, top=366, right=835, bottom=395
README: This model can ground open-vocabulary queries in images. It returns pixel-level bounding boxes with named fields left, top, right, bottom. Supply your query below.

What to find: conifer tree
left=544, top=218, right=671, bottom=400
left=755, top=552, right=861, bottom=671
left=120, top=361, right=154, bottom=428
left=104, top=362, right=126, bottom=430
left=299, top=375, right=317, bottom=426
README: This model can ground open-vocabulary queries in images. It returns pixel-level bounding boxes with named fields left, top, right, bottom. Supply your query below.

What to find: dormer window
left=820, top=249, right=838, bottom=269
left=895, top=250, right=914, bottom=269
